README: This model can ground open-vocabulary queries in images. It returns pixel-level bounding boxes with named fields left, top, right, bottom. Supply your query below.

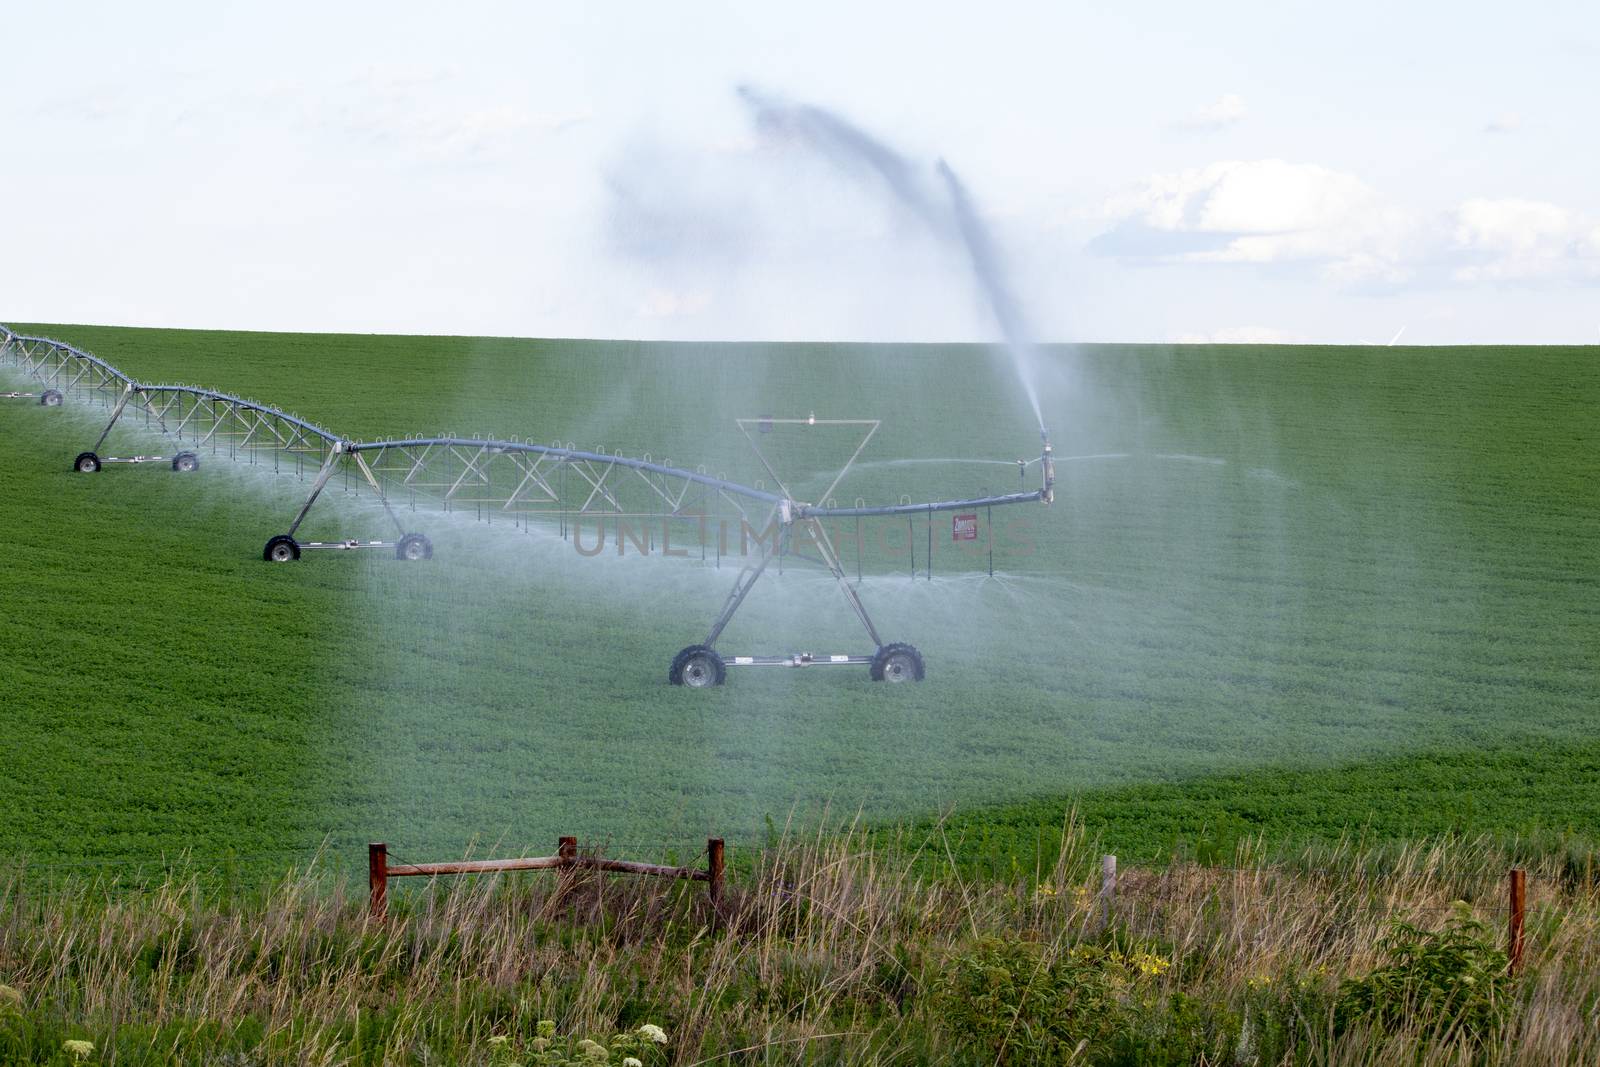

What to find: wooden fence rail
left=368, top=837, right=724, bottom=921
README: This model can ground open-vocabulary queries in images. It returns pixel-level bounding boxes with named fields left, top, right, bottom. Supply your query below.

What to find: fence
left=0, top=836, right=1544, bottom=975
left=366, top=837, right=726, bottom=921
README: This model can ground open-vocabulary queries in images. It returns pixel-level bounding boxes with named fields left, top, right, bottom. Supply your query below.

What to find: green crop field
left=2, top=323, right=1597, bottom=873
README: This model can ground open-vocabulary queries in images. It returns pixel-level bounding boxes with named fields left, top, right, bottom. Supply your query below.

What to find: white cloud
left=1172, top=326, right=1304, bottom=344
left=1098, top=162, right=1599, bottom=289
left=1484, top=112, right=1522, bottom=134
left=1450, top=198, right=1600, bottom=282
left=1097, top=159, right=1415, bottom=283
left=1178, top=94, right=1247, bottom=130
left=331, top=101, right=592, bottom=161
left=637, top=287, right=713, bottom=318
left=1454, top=198, right=1570, bottom=253
left=343, top=63, right=462, bottom=91
left=36, top=89, right=123, bottom=122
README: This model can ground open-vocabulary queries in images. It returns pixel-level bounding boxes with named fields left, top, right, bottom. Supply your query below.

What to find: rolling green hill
left=2, top=323, right=1597, bottom=871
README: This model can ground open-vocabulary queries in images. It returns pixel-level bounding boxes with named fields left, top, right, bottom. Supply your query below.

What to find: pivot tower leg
left=351, top=449, right=408, bottom=538
left=287, top=445, right=344, bottom=537
left=91, top=384, right=135, bottom=452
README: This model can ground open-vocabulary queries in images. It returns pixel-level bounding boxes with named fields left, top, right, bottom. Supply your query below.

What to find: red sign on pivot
left=952, top=513, right=979, bottom=541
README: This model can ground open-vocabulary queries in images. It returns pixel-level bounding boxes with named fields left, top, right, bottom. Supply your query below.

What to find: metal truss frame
left=3, top=324, right=1056, bottom=683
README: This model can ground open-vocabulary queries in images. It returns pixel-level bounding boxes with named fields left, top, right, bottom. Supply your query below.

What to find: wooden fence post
left=708, top=838, right=726, bottom=917
left=1097, top=854, right=1117, bottom=933
left=550, top=836, right=579, bottom=907
left=369, top=843, right=388, bottom=921
left=1508, top=868, right=1526, bottom=974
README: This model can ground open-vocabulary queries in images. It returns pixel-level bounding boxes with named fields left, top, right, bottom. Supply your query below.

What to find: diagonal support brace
left=351, top=449, right=408, bottom=537
left=287, top=443, right=345, bottom=537
left=90, top=383, right=135, bottom=452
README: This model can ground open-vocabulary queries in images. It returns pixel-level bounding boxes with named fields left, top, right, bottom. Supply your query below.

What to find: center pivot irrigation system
left=2, top=325, right=1054, bottom=685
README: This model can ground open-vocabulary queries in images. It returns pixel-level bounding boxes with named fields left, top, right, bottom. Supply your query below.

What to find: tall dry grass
left=1, top=820, right=1597, bottom=1064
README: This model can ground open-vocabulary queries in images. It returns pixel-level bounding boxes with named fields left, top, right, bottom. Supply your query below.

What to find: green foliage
left=1336, top=908, right=1511, bottom=1043
left=933, top=937, right=1176, bottom=1063
left=2, top=324, right=1599, bottom=874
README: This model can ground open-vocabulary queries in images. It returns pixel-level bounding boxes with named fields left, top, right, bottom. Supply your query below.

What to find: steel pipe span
left=803, top=491, right=1044, bottom=518
left=346, top=437, right=1043, bottom=513
left=134, top=384, right=340, bottom=447
left=1, top=327, right=340, bottom=444
left=345, top=437, right=785, bottom=505
left=1, top=328, right=135, bottom=388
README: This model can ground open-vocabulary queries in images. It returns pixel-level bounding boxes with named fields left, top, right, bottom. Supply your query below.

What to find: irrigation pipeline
left=0, top=326, right=342, bottom=449
left=0, top=325, right=1054, bottom=517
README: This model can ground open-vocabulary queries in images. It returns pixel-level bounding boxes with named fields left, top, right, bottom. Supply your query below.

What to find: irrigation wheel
left=870, top=642, right=925, bottom=682
left=263, top=535, right=301, bottom=563
left=40, top=390, right=62, bottom=407
left=669, top=644, right=726, bottom=687
left=396, top=533, right=433, bottom=561
left=72, top=451, right=101, bottom=473
left=171, top=451, right=200, bottom=472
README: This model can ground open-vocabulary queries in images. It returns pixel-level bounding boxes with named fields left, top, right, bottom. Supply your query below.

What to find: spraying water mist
left=935, top=160, right=1046, bottom=432
left=736, top=85, right=1049, bottom=434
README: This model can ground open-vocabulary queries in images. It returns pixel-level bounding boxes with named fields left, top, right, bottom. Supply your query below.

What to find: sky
left=2, top=0, right=1597, bottom=344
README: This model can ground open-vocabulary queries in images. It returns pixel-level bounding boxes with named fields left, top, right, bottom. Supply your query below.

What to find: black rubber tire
left=172, top=451, right=200, bottom=472
left=396, top=533, right=433, bottom=561
left=263, top=535, right=301, bottom=563
left=669, top=644, right=726, bottom=687
left=870, top=642, right=926, bottom=683
left=40, top=390, right=63, bottom=407
left=73, top=451, right=101, bottom=474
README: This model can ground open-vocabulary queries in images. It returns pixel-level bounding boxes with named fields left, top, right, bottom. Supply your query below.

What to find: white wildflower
left=638, top=1023, right=669, bottom=1044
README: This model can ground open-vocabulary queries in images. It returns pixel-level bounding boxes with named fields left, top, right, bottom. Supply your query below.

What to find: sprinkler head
left=1040, top=443, right=1056, bottom=505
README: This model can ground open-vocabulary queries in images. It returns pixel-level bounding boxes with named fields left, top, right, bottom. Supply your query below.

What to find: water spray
left=735, top=88, right=1051, bottom=436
